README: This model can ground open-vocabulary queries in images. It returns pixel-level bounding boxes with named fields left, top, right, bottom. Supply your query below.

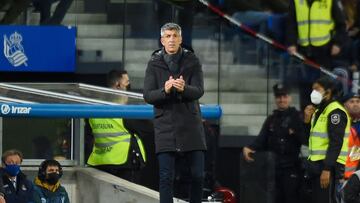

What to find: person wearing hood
left=33, top=159, right=69, bottom=203
left=1, top=149, right=34, bottom=203
left=242, top=83, right=306, bottom=203
left=303, top=76, right=350, bottom=203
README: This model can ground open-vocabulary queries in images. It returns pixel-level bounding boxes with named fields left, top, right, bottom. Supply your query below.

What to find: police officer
left=87, top=69, right=147, bottom=183
left=243, top=83, right=305, bottom=203
left=303, top=77, right=350, bottom=203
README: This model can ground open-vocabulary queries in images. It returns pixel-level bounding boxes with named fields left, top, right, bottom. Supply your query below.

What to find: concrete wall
left=23, top=166, right=187, bottom=203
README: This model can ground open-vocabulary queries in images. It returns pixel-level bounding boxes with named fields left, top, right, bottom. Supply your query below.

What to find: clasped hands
left=164, top=76, right=185, bottom=94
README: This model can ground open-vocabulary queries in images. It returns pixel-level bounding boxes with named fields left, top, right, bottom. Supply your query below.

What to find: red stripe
left=207, top=3, right=225, bottom=17
left=239, top=25, right=257, bottom=37
left=199, top=0, right=355, bottom=89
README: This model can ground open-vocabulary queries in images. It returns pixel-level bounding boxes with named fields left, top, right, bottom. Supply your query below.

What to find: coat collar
left=150, top=47, right=196, bottom=71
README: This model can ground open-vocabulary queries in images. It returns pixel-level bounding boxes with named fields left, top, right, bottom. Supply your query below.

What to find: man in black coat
left=143, top=22, right=206, bottom=203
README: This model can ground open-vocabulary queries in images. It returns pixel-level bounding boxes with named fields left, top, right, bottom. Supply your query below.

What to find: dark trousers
left=306, top=162, right=344, bottom=203
left=275, top=168, right=301, bottom=203
left=158, top=151, right=205, bottom=203
left=309, top=174, right=335, bottom=203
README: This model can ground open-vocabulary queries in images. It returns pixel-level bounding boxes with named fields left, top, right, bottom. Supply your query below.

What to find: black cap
left=342, top=92, right=360, bottom=103
left=273, top=83, right=289, bottom=97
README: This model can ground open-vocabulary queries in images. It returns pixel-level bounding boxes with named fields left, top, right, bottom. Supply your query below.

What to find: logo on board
left=0, top=104, right=31, bottom=115
left=3, top=32, right=28, bottom=67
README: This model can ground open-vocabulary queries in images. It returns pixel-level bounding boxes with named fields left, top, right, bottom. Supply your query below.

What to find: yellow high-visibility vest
left=294, top=0, right=334, bottom=46
left=309, top=101, right=350, bottom=164
left=87, top=118, right=146, bottom=166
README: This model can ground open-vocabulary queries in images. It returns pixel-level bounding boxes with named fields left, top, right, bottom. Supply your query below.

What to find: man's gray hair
left=160, top=23, right=182, bottom=37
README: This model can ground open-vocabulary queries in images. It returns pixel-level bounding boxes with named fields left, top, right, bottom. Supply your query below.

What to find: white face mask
left=310, top=90, right=323, bottom=105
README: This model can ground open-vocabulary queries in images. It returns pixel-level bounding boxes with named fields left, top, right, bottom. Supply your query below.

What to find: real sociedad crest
left=3, top=32, right=28, bottom=67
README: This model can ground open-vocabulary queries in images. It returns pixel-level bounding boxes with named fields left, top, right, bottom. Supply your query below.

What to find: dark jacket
left=249, top=107, right=305, bottom=168
left=344, top=170, right=360, bottom=203
left=143, top=48, right=207, bottom=153
left=1, top=170, right=34, bottom=203
left=33, top=184, right=69, bottom=203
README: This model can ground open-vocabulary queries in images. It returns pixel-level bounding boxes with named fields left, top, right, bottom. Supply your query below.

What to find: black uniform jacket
left=143, top=48, right=207, bottom=153
left=249, top=107, right=305, bottom=168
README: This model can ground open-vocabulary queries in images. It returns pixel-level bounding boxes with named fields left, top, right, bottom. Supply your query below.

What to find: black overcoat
left=143, top=48, right=207, bottom=153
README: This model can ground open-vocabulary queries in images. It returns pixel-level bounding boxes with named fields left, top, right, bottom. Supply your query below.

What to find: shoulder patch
left=331, top=114, right=340, bottom=125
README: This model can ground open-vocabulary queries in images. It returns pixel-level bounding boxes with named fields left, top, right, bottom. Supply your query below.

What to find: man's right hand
left=243, top=146, right=256, bottom=162
left=164, top=76, right=175, bottom=94
left=304, top=104, right=316, bottom=123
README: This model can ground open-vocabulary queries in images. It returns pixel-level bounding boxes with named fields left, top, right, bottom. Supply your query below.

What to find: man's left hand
left=331, top=45, right=341, bottom=56
left=320, top=170, right=331, bottom=189
left=0, top=194, right=5, bottom=203
left=173, top=76, right=185, bottom=92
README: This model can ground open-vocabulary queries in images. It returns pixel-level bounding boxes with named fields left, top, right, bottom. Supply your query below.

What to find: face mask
left=4, top=164, right=20, bottom=177
left=46, top=172, right=60, bottom=185
left=311, top=90, right=323, bottom=105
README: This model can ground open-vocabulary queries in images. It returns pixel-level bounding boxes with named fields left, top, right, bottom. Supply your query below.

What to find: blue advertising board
left=0, top=103, right=222, bottom=119
left=0, top=26, right=76, bottom=72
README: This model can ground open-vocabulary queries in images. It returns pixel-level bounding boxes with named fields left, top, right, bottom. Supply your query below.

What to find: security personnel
left=243, top=83, right=305, bottom=203
left=304, top=77, right=350, bottom=203
left=87, top=69, right=146, bottom=183
left=286, top=0, right=346, bottom=110
left=343, top=92, right=360, bottom=180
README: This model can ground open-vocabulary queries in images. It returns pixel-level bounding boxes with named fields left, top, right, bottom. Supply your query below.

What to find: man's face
left=345, top=97, right=360, bottom=117
left=161, top=29, right=182, bottom=54
left=116, top=74, right=129, bottom=91
left=275, top=94, right=291, bottom=110
left=4, top=155, right=21, bottom=166
left=46, top=165, right=60, bottom=175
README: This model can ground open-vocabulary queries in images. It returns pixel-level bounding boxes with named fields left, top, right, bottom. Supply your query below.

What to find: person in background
left=33, top=159, right=69, bottom=203
left=0, top=0, right=31, bottom=24
left=303, top=77, right=350, bottom=203
left=341, top=92, right=360, bottom=203
left=1, top=149, right=33, bottom=203
left=242, top=83, right=305, bottom=203
left=343, top=92, right=360, bottom=180
left=87, top=69, right=147, bottom=183
left=287, top=0, right=347, bottom=110
left=32, top=0, right=73, bottom=25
